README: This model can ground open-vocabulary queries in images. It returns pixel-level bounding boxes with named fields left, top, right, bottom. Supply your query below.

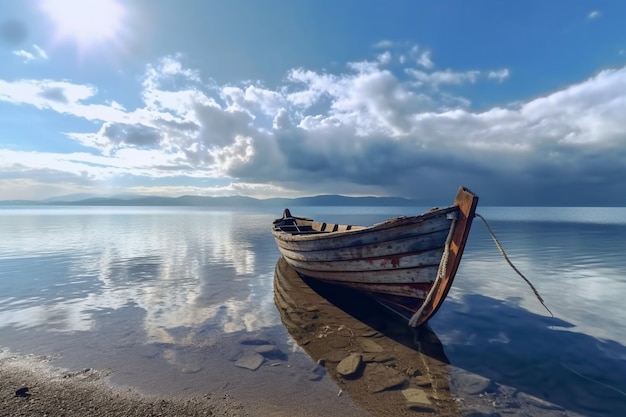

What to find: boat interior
left=273, top=208, right=364, bottom=235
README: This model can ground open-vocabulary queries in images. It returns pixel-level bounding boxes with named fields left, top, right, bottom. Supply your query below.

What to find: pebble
left=336, top=353, right=362, bottom=377
left=402, top=388, right=432, bottom=405
left=180, top=365, right=203, bottom=374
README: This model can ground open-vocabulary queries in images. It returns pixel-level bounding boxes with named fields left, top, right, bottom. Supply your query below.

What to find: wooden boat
left=272, top=186, right=478, bottom=327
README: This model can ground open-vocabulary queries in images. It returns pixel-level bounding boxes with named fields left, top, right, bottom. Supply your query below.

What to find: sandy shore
left=1, top=347, right=376, bottom=417
left=0, top=351, right=251, bottom=417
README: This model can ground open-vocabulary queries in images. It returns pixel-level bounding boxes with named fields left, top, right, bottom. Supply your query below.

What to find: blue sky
left=1, top=0, right=625, bottom=205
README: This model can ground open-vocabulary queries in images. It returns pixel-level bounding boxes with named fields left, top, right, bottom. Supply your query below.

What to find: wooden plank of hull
left=272, top=209, right=456, bottom=252
left=276, top=229, right=450, bottom=262
left=291, top=264, right=440, bottom=284
left=282, top=247, right=444, bottom=273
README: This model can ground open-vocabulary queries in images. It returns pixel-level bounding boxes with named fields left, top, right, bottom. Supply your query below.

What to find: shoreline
left=0, top=350, right=250, bottom=417
left=0, top=348, right=373, bottom=417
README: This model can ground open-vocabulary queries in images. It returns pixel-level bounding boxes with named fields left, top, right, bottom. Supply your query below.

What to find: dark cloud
left=194, top=103, right=252, bottom=147
left=154, top=119, right=199, bottom=134
left=103, top=123, right=162, bottom=147
left=39, top=87, right=69, bottom=104
left=0, top=19, right=28, bottom=46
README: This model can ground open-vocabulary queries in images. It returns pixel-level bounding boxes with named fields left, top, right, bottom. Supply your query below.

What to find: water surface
left=0, top=205, right=624, bottom=416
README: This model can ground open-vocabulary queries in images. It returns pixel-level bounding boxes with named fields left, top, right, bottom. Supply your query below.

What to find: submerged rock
left=235, top=353, right=264, bottom=371
left=365, top=363, right=407, bottom=393
left=402, top=388, right=432, bottom=405
left=405, top=402, right=436, bottom=413
left=336, top=353, right=362, bottom=377
left=240, top=337, right=273, bottom=346
left=329, top=337, right=351, bottom=349
left=362, top=353, right=395, bottom=363
left=359, top=338, right=384, bottom=353
left=453, top=371, right=496, bottom=395
left=254, top=344, right=281, bottom=357
left=516, top=392, right=564, bottom=410
left=414, top=375, right=432, bottom=387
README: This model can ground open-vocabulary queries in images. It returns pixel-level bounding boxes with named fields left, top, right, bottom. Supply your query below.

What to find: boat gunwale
left=272, top=205, right=459, bottom=242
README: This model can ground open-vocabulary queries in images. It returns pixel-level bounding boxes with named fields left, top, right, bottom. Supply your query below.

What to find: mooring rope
left=476, top=213, right=626, bottom=400
left=475, top=213, right=553, bottom=317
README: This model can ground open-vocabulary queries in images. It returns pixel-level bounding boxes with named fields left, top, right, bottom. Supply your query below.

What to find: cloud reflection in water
left=0, top=208, right=280, bottom=344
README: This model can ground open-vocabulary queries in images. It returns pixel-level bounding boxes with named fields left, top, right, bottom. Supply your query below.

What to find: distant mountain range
left=0, top=194, right=423, bottom=207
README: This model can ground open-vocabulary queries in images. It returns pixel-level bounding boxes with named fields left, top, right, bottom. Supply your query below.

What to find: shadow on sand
left=274, top=257, right=626, bottom=417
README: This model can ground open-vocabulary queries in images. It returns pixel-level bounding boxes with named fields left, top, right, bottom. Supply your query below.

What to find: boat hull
left=272, top=186, right=479, bottom=326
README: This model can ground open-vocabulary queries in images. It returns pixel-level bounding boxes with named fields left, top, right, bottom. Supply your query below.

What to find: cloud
left=103, top=123, right=163, bottom=147
left=12, top=44, right=48, bottom=63
left=1, top=45, right=626, bottom=205
left=488, top=69, right=510, bottom=82
left=588, top=10, right=601, bottom=20
left=408, top=68, right=481, bottom=86
left=417, top=50, right=434, bottom=69
left=372, top=40, right=394, bottom=49
left=13, top=49, right=35, bottom=62
left=33, top=45, right=48, bottom=59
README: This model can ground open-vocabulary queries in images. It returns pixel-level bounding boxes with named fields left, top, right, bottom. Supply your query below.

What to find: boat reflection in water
left=274, top=257, right=459, bottom=416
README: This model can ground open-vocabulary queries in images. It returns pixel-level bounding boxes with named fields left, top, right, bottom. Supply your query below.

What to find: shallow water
left=0, top=205, right=625, bottom=416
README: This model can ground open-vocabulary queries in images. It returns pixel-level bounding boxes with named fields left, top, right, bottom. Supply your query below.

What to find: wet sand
left=1, top=353, right=374, bottom=417
left=1, top=351, right=252, bottom=417
left=0, top=346, right=366, bottom=417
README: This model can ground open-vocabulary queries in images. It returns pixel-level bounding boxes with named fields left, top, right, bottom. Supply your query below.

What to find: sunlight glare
left=41, top=0, right=125, bottom=47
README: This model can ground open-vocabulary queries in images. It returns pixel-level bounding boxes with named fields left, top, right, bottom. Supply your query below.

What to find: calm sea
left=0, top=205, right=625, bottom=416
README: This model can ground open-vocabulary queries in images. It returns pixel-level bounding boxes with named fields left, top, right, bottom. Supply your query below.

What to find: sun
left=41, top=0, right=125, bottom=48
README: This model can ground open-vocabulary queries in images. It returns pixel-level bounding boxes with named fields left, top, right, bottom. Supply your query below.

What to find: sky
left=1, top=0, right=625, bottom=206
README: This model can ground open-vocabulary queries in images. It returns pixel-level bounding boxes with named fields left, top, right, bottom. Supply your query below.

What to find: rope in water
left=561, top=363, right=626, bottom=397
left=475, top=213, right=553, bottom=317
left=476, top=213, right=626, bottom=399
